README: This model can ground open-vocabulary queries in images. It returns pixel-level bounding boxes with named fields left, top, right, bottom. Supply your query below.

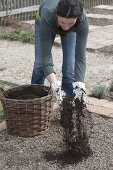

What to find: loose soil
left=0, top=86, right=113, bottom=170
left=88, top=7, right=113, bottom=15
left=60, top=96, right=92, bottom=157
left=97, top=44, right=113, bottom=54
left=105, top=90, right=113, bottom=101
left=0, top=107, right=113, bottom=170
left=88, top=17, right=113, bottom=26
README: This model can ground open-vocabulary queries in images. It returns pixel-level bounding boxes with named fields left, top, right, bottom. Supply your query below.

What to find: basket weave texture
left=1, top=85, right=53, bottom=137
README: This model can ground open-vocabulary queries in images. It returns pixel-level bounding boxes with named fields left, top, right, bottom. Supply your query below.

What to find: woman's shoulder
left=40, top=0, right=59, bottom=15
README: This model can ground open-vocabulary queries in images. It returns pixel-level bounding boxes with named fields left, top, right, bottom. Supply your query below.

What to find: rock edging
left=86, top=96, right=113, bottom=118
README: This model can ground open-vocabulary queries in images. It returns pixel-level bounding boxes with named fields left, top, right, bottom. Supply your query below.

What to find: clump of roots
left=60, top=95, right=92, bottom=157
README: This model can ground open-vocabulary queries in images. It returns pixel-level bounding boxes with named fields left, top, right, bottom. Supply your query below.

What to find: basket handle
left=0, top=88, right=4, bottom=101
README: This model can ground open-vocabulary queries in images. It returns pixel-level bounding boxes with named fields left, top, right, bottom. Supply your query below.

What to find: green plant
left=0, top=29, right=34, bottom=43
left=0, top=81, right=5, bottom=121
left=0, top=103, right=4, bottom=121
left=20, top=31, right=34, bottom=43
left=0, top=29, right=21, bottom=41
left=0, top=81, right=7, bottom=90
left=91, top=84, right=109, bottom=99
left=110, top=78, right=113, bottom=92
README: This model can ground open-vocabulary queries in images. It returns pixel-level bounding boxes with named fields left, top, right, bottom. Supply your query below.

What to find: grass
left=0, top=29, right=34, bottom=43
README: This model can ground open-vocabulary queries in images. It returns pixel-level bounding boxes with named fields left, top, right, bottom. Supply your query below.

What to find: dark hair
left=56, top=0, right=83, bottom=18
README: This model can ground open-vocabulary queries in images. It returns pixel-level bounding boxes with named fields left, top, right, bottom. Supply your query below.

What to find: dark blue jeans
left=31, top=20, right=77, bottom=95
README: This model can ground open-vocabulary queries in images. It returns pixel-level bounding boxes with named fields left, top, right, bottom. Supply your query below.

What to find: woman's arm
left=39, top=17, right=55, bottom=78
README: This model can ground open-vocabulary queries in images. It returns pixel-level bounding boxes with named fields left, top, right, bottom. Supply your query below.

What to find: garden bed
left=97, top=44, right=113, bottom=54
left=0, top=84, right=113, bottom=169
left=88, top=17, right=113, bottom=26
left=0, top=107, right=113, bottom=170
left=0, top=83, right=113, bottom=169
left=88, top=7, right=113, bottom=15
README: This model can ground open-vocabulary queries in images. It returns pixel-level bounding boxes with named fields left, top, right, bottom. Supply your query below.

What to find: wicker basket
left=1, top=85, right=53, bottom=137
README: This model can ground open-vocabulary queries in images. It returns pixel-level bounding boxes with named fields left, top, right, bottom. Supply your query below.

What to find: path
left=87, top=25, right=113, bottom=51
left=87, top=4, right=113, bottom=51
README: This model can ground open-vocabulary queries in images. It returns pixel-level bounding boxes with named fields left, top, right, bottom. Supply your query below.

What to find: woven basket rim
left=2, top=84, right=52, bottom=102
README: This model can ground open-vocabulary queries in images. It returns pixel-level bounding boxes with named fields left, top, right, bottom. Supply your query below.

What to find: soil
left=105, top=90, right=113, bottom=101
left=0, top=5, right=113, bottom=170
left=88, top=7, right=113, bottom=15
left=0, top=107, right=113, bottom=170
left=97, top=44, right=113, bottom=54
left=88, top=17, right=113, bottom=26
left=60, top=96, right=92, bottom=157
left=0, top=86, right=113, bottom=170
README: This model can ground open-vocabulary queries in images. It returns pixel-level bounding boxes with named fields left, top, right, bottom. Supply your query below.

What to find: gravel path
left=0, top=40, right=113, bottom=92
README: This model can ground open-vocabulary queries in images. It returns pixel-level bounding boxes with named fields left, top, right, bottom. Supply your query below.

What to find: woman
left=31, top=0, right=89, bottom=102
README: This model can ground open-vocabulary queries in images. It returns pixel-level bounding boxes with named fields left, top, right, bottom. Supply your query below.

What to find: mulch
left=97, top=45, right=113, bottom=54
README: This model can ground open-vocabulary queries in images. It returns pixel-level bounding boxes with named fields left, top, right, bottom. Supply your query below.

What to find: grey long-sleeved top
left=37, top=0, right=89, bottom=78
